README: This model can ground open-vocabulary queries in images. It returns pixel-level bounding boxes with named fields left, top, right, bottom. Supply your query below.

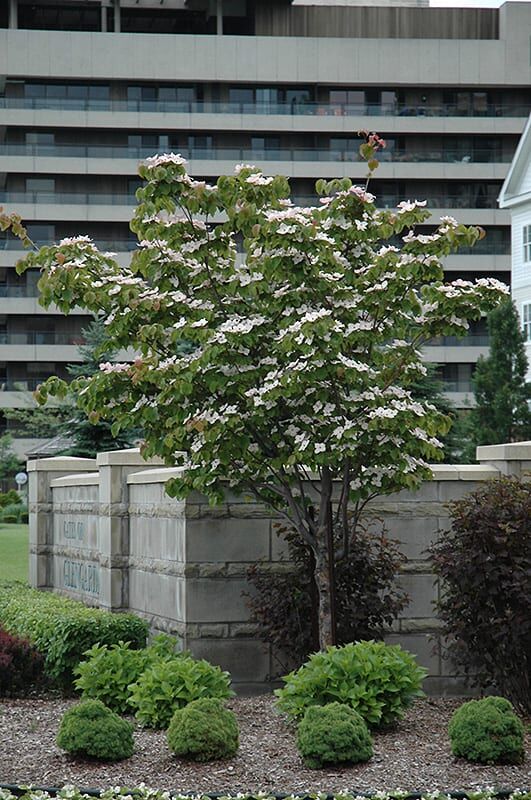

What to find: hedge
left=0, top=582, right=148, bottom=685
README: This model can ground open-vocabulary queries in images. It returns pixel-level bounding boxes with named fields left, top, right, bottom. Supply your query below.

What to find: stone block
left=186, top=517, right=270, bottom=562
left=437, top=480, right=484, bottom=502
left=187, top=637, right=270, bottom=683
left=384, top=516, right=439, bottom=560
left=397, top=573, right=438, bottom=619
left=385, top=632, right=440, bottom=674
left=129, top=516, right=185, bottom=562
left=29, top=553, right=49, bottom=588
left=185, top=577, right=250, bottom=623
left=422, top=676, right=476, bottom=697
left=129, top=570, right=186, bottom=623
left=270, top=528, right=291, bottom=561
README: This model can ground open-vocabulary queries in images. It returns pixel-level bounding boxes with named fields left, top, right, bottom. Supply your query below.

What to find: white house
left=499, top=113, right=531, bottom=382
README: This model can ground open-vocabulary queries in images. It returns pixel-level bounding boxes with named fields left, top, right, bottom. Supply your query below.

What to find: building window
left=523, top=303, right=531, bottom=342
left=524, top=225, right=531, bottom=263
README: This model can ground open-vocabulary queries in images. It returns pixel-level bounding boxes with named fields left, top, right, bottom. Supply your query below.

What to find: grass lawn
left=0, top=523, right=29, bottom=583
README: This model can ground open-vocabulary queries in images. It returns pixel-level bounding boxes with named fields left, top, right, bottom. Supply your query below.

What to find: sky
left=430, top=0, right=530, bottom=6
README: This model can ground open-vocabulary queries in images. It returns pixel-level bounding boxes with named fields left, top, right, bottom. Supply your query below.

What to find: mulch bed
left=0, top=695, right=529, bottom=794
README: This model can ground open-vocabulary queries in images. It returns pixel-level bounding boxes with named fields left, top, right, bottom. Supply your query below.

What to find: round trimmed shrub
left=167, top=698, right=239, bottom=762
left=275, top=640, right=427, bottom=727
left=297, top=702, right=373, bottom=769
left=448, top=696, right=524, bottom=764
left=56, top=699, right=134, bottom=761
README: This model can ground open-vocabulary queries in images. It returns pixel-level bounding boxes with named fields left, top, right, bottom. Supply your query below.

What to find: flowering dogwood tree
left=4, top=146, right=507, bottom=647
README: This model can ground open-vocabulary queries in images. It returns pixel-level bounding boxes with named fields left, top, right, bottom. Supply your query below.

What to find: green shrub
left=297, top=702, right=373, bottom=769
left=448, top=697, right=525, bottom=764
left=74, top=634, right=184, bottom=713
left=429, top=477, right=531, bottom=713
left=0, top=582, right=148, bottom=686
left=167, top=697, right=239, bottom=761
left=0, top=502, right=27, bottom=523
left=275, top=640, right=426, bottom=727
left=57, top=699, right=134, bottom=760
left=0, top=490, right=22, bottom=508
left=129, top=655, right=234, bottom=729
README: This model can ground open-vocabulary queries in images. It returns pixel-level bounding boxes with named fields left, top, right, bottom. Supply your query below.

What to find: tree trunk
left=313, top=468, right=337, bottom=649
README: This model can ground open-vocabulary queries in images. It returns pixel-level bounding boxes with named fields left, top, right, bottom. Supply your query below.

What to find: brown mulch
left=0, top=695, right=529, bottom=794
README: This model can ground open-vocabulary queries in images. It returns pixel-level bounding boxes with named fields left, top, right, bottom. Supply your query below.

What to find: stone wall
left=27, top=442, right=531, bottom=694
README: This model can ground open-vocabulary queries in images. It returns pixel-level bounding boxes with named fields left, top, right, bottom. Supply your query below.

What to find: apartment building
left=0, top=0, right=530, bottom=450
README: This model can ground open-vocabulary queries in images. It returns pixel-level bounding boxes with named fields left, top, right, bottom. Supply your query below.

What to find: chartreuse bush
left=74, top=634, right=183, bottom=713
left=0, top=582, right=148, bottom=685
left=167, top=697, right=239, bottom=761
left=448, top=697, right=525, bottom=765
left=275, top=640, right=426, bottom=727
left=57, top=699, right=134, bottom=760
left=129, top=655, right=234, bottom=729
left=297, top=702, right=373, bottom=769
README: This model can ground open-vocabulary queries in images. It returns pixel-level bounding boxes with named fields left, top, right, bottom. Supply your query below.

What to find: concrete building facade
left=0, top=0, right=530, bottom=450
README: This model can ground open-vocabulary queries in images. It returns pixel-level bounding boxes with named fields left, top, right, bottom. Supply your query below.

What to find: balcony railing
left=0, top=238, right=136, bottom=251
left=0, top=142, right=514, bottom=164
left=0, top=96, right=529, bottom=118
left=0, top=285, right=38, bottom=297
left=0, top=190, right=502, bottom=210
left=0, top=331, right=85, bottom=345
left=0, top=379, right=56, bottom=391
left=426, top=334, right=490, bottom=347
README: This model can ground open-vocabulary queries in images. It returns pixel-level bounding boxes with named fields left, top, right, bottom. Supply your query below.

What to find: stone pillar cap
left=477, top=441, right=531, bottom=461
left=27, top=456, right=97, bottom=472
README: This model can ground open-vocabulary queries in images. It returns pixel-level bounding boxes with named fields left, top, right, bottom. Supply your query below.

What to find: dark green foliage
left=0, top=434, right=24, bottom=483
left=448, top=697, right=524, bottom=764
left=0, top=490, right=21, bottom=507
left=56, top=699, right=134, bottom=761
left=167, top=697, right=239, bottom=761
left=469, top=300, right=531, bottom=451
left=275, top=640, right=426, bottom=727
left=129, top=654, right=234, bottom=729
left=246, top=522, right=408, bottom=672
left=74, top=634, right=183, bottom=713
left=429, top=477, right=530, bottom=713
left=61, top=319, right=139, bottom=458
left=0, top=626, right=44, bottom=695
left=0, top=582, right=148, bottom=686
left=0, top=502, right=28, bottom=523
left=410, top=363, right=473, bottom=463
left=296, top=702, right=373, bottom=769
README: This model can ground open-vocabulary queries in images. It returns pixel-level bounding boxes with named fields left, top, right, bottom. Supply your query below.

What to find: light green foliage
left=56, top=699, right=134, bottom=761
left=448, top=696, right=525, bottom=764
left=0, top=490, right=22, bottom=507
left=0, top=434, right=24, bottom=484
left=129, top=654, right=234, bottom=729
left=167, top=697, right=239, bottom=761
left=74, top=634, right=184, bottom=713
left=0, top=582, right=148, bottom=685
left=296, top=702, right=373, bottom=768
left=0, top=503, right=28, bottom=524
left=275, top=640, right=426, bottom=727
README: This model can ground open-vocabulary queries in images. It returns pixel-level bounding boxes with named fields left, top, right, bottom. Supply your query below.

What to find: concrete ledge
left=127, top=466, right=186, bottom=484
left=96, top=448, right=164, bottom=467
left=27, top=456, right=97, bottom=472
left=477, top=440, right=531, bottom=460
left=50, top=472, right=99, bottom=487
left=430, top=463, right=500, bottom=480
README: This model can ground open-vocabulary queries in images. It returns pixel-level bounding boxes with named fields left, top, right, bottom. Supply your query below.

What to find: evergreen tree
left=61, top=319, right=139, bottom=458
left=410, top=363, right=472, bottom=463
left=469, top=299, right=531, bottom=449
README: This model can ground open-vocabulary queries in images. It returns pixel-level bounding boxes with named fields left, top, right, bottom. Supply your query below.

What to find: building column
left=114, top=0, right=121, bottom=33
left=27, top=456, right=98, bottom=589
left=216, top=0, right=223, bottom=35
left=8, top=0, right=18, bottom=30
left=101, top=0, right=108, bottom=32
